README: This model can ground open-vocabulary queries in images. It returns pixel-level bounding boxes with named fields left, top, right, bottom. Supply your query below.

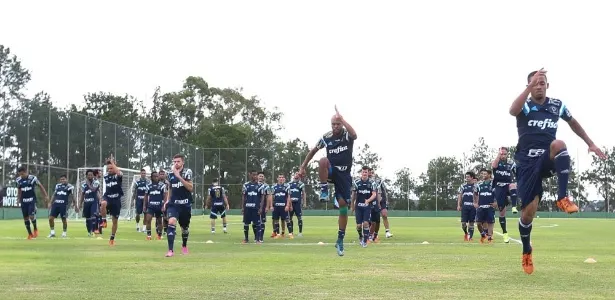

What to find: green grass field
left=1, top=216, right=614, bottom=299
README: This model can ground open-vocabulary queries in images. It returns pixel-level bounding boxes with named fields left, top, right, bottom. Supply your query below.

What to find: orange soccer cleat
left=27, top=234, right=34, bottom=240
left=33, top=230, right=39, bottom=238
left=556, top=197, right=579, bottom=214
left=464, top=234, right=469, bottom=241
left=522, top=252, right=534, bottom=274
left=480, top=235, right=487, bottom=244
left=109, top=239, right=115, bottom=247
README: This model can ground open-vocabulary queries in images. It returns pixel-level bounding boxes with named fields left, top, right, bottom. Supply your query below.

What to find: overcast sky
left=3, top=0, right=613, bottom=198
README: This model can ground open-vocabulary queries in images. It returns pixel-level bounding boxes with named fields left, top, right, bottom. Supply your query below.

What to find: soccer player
left=457, top=171, right=477, bottom=241
left=271, top=174, right=294, bottom=239
left=47, top=175, right=76, bottom=238
left=80, top=170, right=102, bottom=236
left=509, top=69, right=606, bottom=274
left=257, top=172, right=273, bottom=240
left=350, top=167, right=377, bottom=248
left=16, top=166, right=49, bottom=239
left=473, top=169, right=496, bottom=244
left=101, top=156, right=124, bottom=246
left=163, top=154, right=194, bottom=257
left=144, top=172, right=167, bottom=240
left=369, top=168, right=392, bottom=240
left=93, top=169, right=103, bottom=235
left=492, top=147, right=517, bottom=243
left=205, top=179, right=229, bottom=234
left=299, top=105, right=356, bottom=256
left=242, top=170, right=263, bottom=243
left=159, top=169, right=170, bottom=235
left=288, top=173, right=306, bottom=237
left=133, top=169, right=149, bottom=232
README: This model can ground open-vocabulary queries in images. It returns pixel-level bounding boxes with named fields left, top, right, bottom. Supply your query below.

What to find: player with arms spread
left=288, top=173, right=306, bottom=237
left=16, top=166, right=49, bottom=239
left=102, top=156, right=124, bottom=246
left=144, top=172, right=167, bottom=240
left=509, top=69, right=606, bottom=274
left=457, top=171, right=478, bottom=241
left=133, top=169, right=149, bottom=233
left=491, top=147, right=517, bottom=243
left=163, top=154, right=194, bottom=257
left=299, top=106, right=357, bottom=256
left=206, top=179, right=229, bottom=234
left=47, top=175, right=76, bottom=238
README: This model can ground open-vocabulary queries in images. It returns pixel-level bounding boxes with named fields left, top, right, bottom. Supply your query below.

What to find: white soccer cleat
left=61, top=232, right=67, bottom=238
left=385, top=232, right=393, bottom=238
left=211, top=230, right=216, bottom=234
left=298, top=233, right=303, bottom=237
left=47, top=233, right=55, bottom=238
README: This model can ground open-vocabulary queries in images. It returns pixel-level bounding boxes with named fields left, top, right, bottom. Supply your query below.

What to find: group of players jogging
left=12, top=70, right=608, bottom=273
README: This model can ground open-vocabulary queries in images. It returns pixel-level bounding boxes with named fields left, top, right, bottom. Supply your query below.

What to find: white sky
left=3, top=0, right=614, bottom=198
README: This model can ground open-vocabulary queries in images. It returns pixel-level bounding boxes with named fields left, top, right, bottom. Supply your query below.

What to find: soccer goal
left=70, top=166, right=143, bottom=221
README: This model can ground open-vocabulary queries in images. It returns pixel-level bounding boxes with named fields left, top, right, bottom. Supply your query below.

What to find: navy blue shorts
left=261, top=209, right=267, bottom=224
left=476, top=207, right=495, bottom=223
left=272, top=206, right=288, bottom=220
left=21, top=201, right=37, bottom=218
left=135, top=196, right=145, bottom=215
left=49, top=205, right=68, bottom=218
left=370, top=208, right=381, bottom=223
left=494, top=183, right=511, bottom=210
left=516, top=150, right=556, bottom=209
left=147, top=206, right=163, bottom=218
left=290, top=201, right=302, bottom=218
left=166, top=205, right=191, bottom=228
left=461, top=205, right=476, bottom=223
left=210, top=206, right=226, bottom=219
left=379, top=200, right=388, bottom=210
left=104, top=197, right=122, bottom=218
left=328, top=166, right=352, bottom=203
left=243, top=209, right=261, bottom=225
left=82, top=201, right=98, bottom=219
left=354, top=205, right=371, bottom=224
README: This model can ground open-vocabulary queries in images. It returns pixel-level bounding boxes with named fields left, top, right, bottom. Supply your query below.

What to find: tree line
left=1, top=44, right=613, bottom=211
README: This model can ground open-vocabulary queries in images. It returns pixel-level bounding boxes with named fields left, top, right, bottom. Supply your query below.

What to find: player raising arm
left=102, top=156, right=124, bottom=246
left=508, top=69, right=607, bottom=274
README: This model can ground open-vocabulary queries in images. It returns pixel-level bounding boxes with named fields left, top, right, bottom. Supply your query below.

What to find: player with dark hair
left=92, top=169, right=103, bottom=234
left=242, top=170, right=263, bottom=243
left=206, top=178, right=229, bottom=234
left=271, top=174, right=293, bottom=239
left=158, top=169, right=170, bottom=235
left=47, top=175, right=75, bottom=238
left=256, top=172, right=273, bottom=240
left=144, top=172, right=167, bottom=240
left=163, top=154, right=194, bottom=257
left=474, top=168, right=496, bottom=243
left=102, top=156, right=124, bottom=246
left=492, top=147, right=517, bottom=243
left=457, top=171, right=478, bottom=241
left=16, top=166, right=49, bottom=239
left=299, top=106, right=357, bottom=256
left=288, top=172, right=306, bottom=237
left=509, top=69, right=606, bottom=274
left=351, top=167, right=377, bottom=248
left=81, top=169, right=102, bottom=236
left=133, top=169, right=149, bottom=233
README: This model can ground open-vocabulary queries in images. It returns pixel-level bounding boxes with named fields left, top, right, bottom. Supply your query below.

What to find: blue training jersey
left=82, top=180, right=101, bottom=204
left=493, top=161, right=516, bottom=184
left=103, top=173, right=124, bottom=200
left=134, top=178, right=149, bottom=199
left=515, top=97, right=572, bottom=163
left=146, top=181, right=166, bottom=209
left=16, top=175, right=39, bottom=203
left=209, top=185, right=226, bottom=207
left=458, top=183, right=476, bottom=207
left=315, top=128, right=355, bottom=172
left=53, top=183, right=74, bottom=207
left=352, top=178, right=377, bottom=207
left=474, top=180, right=495, bottom=206
left=272, top=183, right=289, bottom=207
left=288, top=181, right=305, bottom=203
left=169, top=168, right=193, bottom=208
left=243, top=181, right=262, bottom=210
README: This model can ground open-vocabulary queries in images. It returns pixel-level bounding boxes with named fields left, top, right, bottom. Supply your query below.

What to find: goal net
left=70, top=166, right=142, bottom=221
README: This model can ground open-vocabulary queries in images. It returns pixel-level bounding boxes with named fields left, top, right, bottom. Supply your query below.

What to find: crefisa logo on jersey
left=1, top=187, right=20, bottom=207
left=528, top=118, right=558, bottom=130
left=328, top=145, right=348, bottom=154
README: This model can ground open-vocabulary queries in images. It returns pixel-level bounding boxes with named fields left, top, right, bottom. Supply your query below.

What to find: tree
left=462, top=137, right=495, bottom=175
left=353, top=143, right=381, bottom=173
left=389, top=167, right=417, bottom=210
left=415, top=156, right=463, bottom=210
left=582, top=147, right=615, bottom=211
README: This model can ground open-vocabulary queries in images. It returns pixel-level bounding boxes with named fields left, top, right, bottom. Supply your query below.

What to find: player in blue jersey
left=288, top=173, right=306, bottom=237
left=102, top=157, right=124, bottom=246
left=509, top=69, right=606, bottom=274
left=457, top=171, right=478, bottom=241
left=47, top=175, right=76, bottom=238
left=299, top=106, right=357, bottom=256
left=242, top=170, right=263, bottom=243
left=163, top=154, right=194, bottom=257
left=144, top=172, right=167, bottom=240
left=16, top=166, right=49, bottom=239
left=351, top=167, right=377, bottom=248
left=205, top=179, right=229, bottom=234
left=132, top=169, right=149, bottom=233
left=491, top=147, right=517, bottom=243
left=271, top=174, right=294, bottom=239
left=256, top=172, right=273, bottom=239
left=158, top=169, right=170, bottom=235
left=80, top=170, right=102, bottom=237
left=473, top=169, right=496, bottom=243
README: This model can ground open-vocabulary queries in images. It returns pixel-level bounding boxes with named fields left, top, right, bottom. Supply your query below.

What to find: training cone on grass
left=584, top=258, right=597, bottom=264
left=206, top=240, right=214, bottom=244
left=422, top=241, right=429, bottom=244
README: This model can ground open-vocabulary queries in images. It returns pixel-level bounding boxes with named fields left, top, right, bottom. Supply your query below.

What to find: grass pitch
left=0, top=216, right=614, bottom=299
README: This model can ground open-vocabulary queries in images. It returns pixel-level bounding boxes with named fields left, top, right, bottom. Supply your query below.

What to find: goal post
left=71, top=166, right=143, bottom=221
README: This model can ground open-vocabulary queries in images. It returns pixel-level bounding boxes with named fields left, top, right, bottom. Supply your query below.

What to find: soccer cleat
left=211, top=230, right=215, bottom=234
left=281, top=233, right=285, bottom=237
left=273, top=234, right=280, bottom=239
left=109, top=240, right=115, bottom=246
left=522, top=250, right=534, bottom=274
left=503, top=233, right=510, bottom=243
left=223, top=228, right=228, bottom=234
left=181, top=246, right=189, bottom=255
left=298, top=233, right=303, bottom=237
left=146, top=236, right=152, bottom=240
left=48, top=233, right=56, bottom=238
left=385, top=232, right=393, bottom=238
left=373, top=237, right=380, bottom=243
left=319, top=185, right=329, bottom=202
left=157, top=235, right=162, bottom=240
left=464, top=234, right=469, bottom=241
left=271, top=232, right=277, bottom=238
left=480, top=235, right=487, bottom=244
left=33, top=230, right=39, bottom=238
left=27, top=234, right=34, bottom=240
left=136, top=227, right=140, bottom=232
left=288, top=233, right=294, bottom=239
left=556, top=197, right=579, bottom=214
left=88, top=232, right=93, bottom=237
left=61, top=232, right=67, bottom=238
left=165, top=250, right=174, bottom=257
left=241, top=239, right=248, bottom=244
left=335, top=240, right=345, bottom=256
left=488, top=237, right=493, bottom=244
left=102, top=220, right=108, bottom=228
left=512, top=207, right=518, bottom=214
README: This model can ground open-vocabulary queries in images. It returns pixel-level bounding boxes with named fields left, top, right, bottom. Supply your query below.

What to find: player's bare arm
left=224, top=191, right=230, bottom=210
left=302, top=190, right=306, bottom=208
left=366, top=191, right=377, bottom=204
left=143, top=193, right=149, bottom=212
left=163, top=185, right=171, bottom=211
left=48, top=193, right=55, bottom=209
left=37, top=181, right=49, bottom=202
left=457, top=191, right=462, bottom=211
left=205, top=194, right=211, bottom=209
left=241, top=191, right=246, bottom=214
left=286, top=194, right=291, bottom=212
left=566, top=118, right=607, bottom=159
left=473, top=189, right=479, bottom=209
left=491, top=149, right=503, bottom=169
left=334, top=105, right=357, bottom=140
left=509, top=69, right=546, bottom=116
left=350, top=191, right=356, bottom=212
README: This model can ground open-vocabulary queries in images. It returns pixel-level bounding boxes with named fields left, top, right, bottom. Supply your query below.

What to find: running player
left=457, top=171, right=477, bottom=241
left=80, top=170, right=102, bottom=236
left=351, top=167, right=377, bottom=248
left=509, top=69, right=606, bottom=274
left=133, top=169, right=149, bottom=232
left=288, top=173, right=306, bottom=237
left=299, top=105, right=357, bottom=256
left=492, top=147, right=517, bottom=243
left=144, top=172, right=167, bottom=240
left=47, top=175, right=75, bottom=238
left=16, top=166, right=49, bottom=239
left=271, top=174, right=293, bottom=239
left=163, top=154, right=194, bottom=257
left=242, top=170, right=263, bottom=243
left=102, top=156, right=123, bottom=246
left=473, top=169, right=496, bottom=244
left=206, top=179, right=229, bottom=234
